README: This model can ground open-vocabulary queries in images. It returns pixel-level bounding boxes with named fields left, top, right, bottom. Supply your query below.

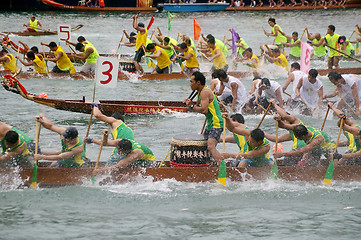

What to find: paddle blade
left=356, top=42, right=359, bottom=54
left=31, top=162, right=38, bottom=189
left=91, top=175, right=95, bottom=184
left=323, top=160, right=334, bottom=185
left=269, top=161, right=278, bottom=180
left=218, top=160, right=227, bottom=186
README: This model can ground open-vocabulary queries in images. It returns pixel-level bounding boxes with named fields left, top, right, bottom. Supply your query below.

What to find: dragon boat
left=2, top=24, right=83, bottom=37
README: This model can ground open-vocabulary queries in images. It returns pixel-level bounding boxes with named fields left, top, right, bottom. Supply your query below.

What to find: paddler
left=0, top=49, right=19, bottom=73
left=153, top=35, right=177, bottom=63
left=16, top=51, right=48, bottom=73
left=92, top=136, right=155, bottom=175
left=263, top=48, right=289, bottom=71
left=263, top=18, right=288, bottom=49
left=317, top=25, right=341, bottom=69
left=234, top=48, right=260, bottom=76
left=0, top=120, right=36, bottom=168
left=34, top=114, right=89, bottom=168
left=273, top=122, right=335, bottom=166
left=338, top=36, right=355, bottom=58
left=175, top=42, right=200, bottom=74
left=280, top=31, right=301, bottom=60
left=200, top=37, right=228, bottom=73
left=178, top=33, right=198, bottom=57
left=66, top=36, right=95, bottom=49
left=210, top=71, right=233, bottom=104
left=41, top=42, right=76, bottom=74
left=221, top=113, right=274, bottom=168
left=23, top=15, right=42, bottom=33
left=201, top=34, right=229, bottom=57
left=132, top=13, right=148, bottom=74
left=73, top=42, right=99, bottom=73
left=304, top=28, right=327, bottom=60
left=183, top=72, right=224, bottom=165
left=84, top=104, right=134, bottom=166
left=324, top=71, right=361, bottom=116
left=282, top=62, right=306, bottom=107
left=145, top=43, right=172, bottom=74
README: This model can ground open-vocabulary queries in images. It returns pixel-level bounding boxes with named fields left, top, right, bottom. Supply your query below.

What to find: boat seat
left=78, top=0, right=86, bottom=6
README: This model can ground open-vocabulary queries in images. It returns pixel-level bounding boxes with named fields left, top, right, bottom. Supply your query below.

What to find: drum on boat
left=119, top=61, right=136, bottom=72
left=169, top=133, right=212, bottom=167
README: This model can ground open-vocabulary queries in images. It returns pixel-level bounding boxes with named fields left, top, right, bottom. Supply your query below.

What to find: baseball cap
left=138, top=22, right=145, bottom=27
left=61, top=127, right=78, bottom=139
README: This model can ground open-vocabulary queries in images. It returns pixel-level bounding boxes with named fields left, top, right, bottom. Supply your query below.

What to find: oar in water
left=298, top=96, right=314, bottom=113
left=340, top=97, right=358, bottom=117
left=91, top=132, right=106, bottom=184
left=320, top=105, right=330, bottom=131
left=218, top=118, right=227, bottom=186
left=117, top=32, right=125, bottom=60
left=41, top=45, right=49, bottom=74
left=323, top=117, right=345, bottom=185
left=31, top=120, right=41, bottom=189
left=270, top=121, right=279, bottom=180
left=256, top=102, right=272, bottom=129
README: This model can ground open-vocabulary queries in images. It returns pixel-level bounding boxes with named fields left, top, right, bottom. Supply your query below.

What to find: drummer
left=221, top=113, right=273, bottom=168
left=183, top=71, right=224, bottom=165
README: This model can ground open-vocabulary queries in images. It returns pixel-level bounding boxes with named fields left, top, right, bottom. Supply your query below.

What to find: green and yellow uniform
left=33, top=55, right=47, bottom=73
left=345, top=131, right=357, bottom=153
left=290, top=38, right=301, bottom=58
left=272, top=24, right=287, bottom=45
left=275, top=53, right=289, bottom=71
left=84, top=44, right=99, bottom=65
left=312, top=38, right=327, bottom=58
left=54, top=46, right=76, bottom=73
left=129, top=139, right=155, bottom=162
left=198, top=87, right=224, bottom=130
left=305, top=126, right=335, bottom=154
left=162, top=36, right=178, bottom=59
left=325, top=33, right=341, bottom=57
left=184, top=47, right=199, bottom=68
left=210, top=45, right=227, bottom=69
left=233, top=127, right=249, bottom=153
left=136, top=28, right=148, bottom=51
left=59, top=137, right=87, bottom=168
left=111, top=121, right=134, bottom=154
left=289, top=121, right=307, bottom=149
left=0, top=127, right=34, bottom=167
left=244, top=138, right=272, bottom=167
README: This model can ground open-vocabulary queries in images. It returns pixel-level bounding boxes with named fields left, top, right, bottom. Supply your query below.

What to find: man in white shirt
left=282, top=62, right=306, bottom=106
left=215, top=69, right=248, bottom=111
left=255, top=77, right=284, bottom=108
left=324, top=71, right=361, bottom=116
left=295, top=69, right=323, bottom=112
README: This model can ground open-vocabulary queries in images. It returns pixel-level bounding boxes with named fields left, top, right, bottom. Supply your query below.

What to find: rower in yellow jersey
left=0, top=50, right=19, bottom=73
left=235, top=48, right=260, bottom=77
left=41, top=41, right=76, bottom=74
left=201, top=37, right=228, bottom=73
left=176, top=43, right=200, bottom=74
left=263, top=48, right=289, bottom=71
left=145, top=43, right=172, bottom=74
left=132, top=13, right=148, bottom=74
left=16, top=51, right=48, bottom=73
left=23, top=15, right=42, bottom=32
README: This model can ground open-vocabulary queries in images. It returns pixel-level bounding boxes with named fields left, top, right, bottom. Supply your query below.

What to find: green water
left=1, top=9, right=361, bottom=239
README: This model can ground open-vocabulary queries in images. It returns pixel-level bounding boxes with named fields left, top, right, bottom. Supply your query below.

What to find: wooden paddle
left=200, top=52, right=211, bottom=62
left=31, top=120, right=41, bottom=189
left=270, top=120, right=279, bottom=180
left=66, top=43, right=77, bottom=64
left=323, top=117, right=345, bottom=185
left=340, top=97, right=358, bottom=116
left=257, top=102, right=272, bottom=129
left=326, top=43, right=361, bottom=64
left=158, top=149, right=171, bottom=168
left=15, top=43, right=20, bottom=67
left=299, top=29, right=305, bottom=41
left=298, top=95, right=314, bottom=112
left=91, top=132, right=106, bottom=183
left=41, top=45, right=49, bottom=74
left=118, top=32, right=125, bottom=60
left=218, top=118, right=227, bottom=186
left=320, top=106, right=330, bottom=131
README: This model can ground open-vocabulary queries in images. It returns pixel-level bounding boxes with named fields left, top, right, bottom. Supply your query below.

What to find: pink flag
left=300, top=42, right=313, bottom=74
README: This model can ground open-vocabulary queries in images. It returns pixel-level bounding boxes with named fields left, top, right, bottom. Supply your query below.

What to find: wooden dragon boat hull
left=2, top=165, right=361, bottom=187
left=3, top=24, right=83, bottom=36
left=161, top=3, right=230, bottom=12
left=41, top=0, right=156, bottom=13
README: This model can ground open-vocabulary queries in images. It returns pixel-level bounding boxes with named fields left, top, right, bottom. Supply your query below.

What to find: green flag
left=168, top=12, right=174, bottom=31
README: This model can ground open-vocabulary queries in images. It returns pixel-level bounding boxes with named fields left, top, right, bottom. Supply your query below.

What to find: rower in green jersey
left=338, top=36, right=355, bottom=58
left=305, top=28, right=327, bottom=60
left=280, top=31, right=301, bottom=60
left=0, top=121, right=36, bottom=168
left=316, top=25, right=341, bottom=69
left=74, top=42, right=100, bottom=73
left=184, top=72, right=224, bottom=165
left=328, top=102, right=361, bottom=165
left=92, top=136, right=155, bottom=175
left=34, top=114, right=89, bottom=168
left=221, top=113, right=273, bottom=168
left=263, top=99, right=306, bottom=166
left=273, top=124, right=334, bottom=166
left=264, top=18, right=287, bottom=47
left=201, top=34, right=229, bottom=57
left=84, top=104, right=134, bottom=165
left=221, top=114, right=248, bottom=153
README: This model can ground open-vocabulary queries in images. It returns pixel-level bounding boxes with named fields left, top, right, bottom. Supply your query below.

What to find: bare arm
left=282, top=72, right=294, bottom=92
left=274, top=135, right=323, bottom=158
left=35, top=114, right=66, bottom=134
left=94, top=149, right=143, bottom=173
left=0, top=144, right=26, bottom=162
left=35, top=145, right=83, bottom=161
